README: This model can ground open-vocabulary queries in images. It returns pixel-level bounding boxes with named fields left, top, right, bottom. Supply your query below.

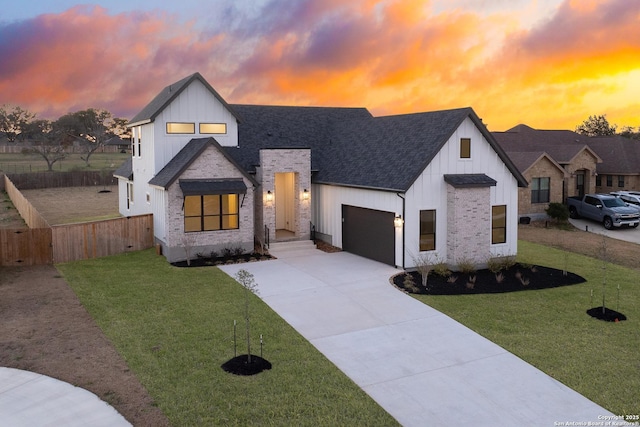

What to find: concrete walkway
left=0, top=367, right=131, bottom=427
left=220, top=242, right=612, bottom=426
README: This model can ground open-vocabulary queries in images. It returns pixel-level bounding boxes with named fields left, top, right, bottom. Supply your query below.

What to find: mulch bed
left=586, top=307, right=627, bottom=322
left=392, top=263, right=586, bottom=295
left=171, top=252, right=273, bottom=267
left=221, top=355, right=272, bottom=376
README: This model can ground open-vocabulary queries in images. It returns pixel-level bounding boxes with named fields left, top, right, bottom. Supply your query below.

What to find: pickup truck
left=567, top=194, right=640, bottom=229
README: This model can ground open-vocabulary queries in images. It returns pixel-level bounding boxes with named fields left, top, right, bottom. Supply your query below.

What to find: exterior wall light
left=302, top=188, right=310, bottom=200
left=394, top=214, right=404, bottom=228
left=266, top=190, right=274, bottom=203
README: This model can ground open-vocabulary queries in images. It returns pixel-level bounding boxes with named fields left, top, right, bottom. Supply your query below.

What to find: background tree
left=619, top=125, right=640, bottom=140
left=21, top=119, right=67, bottom=171
left=58, top=108, right=126, bottom=167
left=575, top=114, right=617, bottom=136
left=0, top=105, right=36, bottom=142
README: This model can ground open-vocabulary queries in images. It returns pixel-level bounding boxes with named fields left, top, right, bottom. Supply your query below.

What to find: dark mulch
left=221, top=355, right=272, bottom=376
left=393, top=263, right=586, bottom=295
left=587, top=307, right=627, bottom=322
left=172, top=252, right=273, bottom=267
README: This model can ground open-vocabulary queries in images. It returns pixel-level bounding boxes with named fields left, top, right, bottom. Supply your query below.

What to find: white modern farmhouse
left=115, top=72, right=526, bottom=268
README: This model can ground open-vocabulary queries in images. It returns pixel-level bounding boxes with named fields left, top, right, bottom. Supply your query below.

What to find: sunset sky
left=1, top=0, right=638, bottom=131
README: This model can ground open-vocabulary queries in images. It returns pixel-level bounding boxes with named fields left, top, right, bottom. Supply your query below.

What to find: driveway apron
left=220, top=246, right=611, bottom=426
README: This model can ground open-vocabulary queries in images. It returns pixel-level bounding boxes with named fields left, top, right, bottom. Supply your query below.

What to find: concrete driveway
left=569, top=218, right=640, bottom=244
left=220, top=242, right=611, bottom=426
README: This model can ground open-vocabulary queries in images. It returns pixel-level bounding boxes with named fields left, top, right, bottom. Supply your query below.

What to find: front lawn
left=57, top=250, right=399, bottom=426
left=413, top=240, right=639, bottom=415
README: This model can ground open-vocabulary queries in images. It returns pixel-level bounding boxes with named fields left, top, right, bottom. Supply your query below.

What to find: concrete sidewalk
left=220, top=242, right=612, bottom=426
left=0, top=367, right=131, bottom=426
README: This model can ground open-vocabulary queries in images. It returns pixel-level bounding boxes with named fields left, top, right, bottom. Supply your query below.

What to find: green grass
left=57, top=250, right=400, bottom=427
left=0, top=152, right=129, bottom=173
left=413, top=240, right=639, bottom=415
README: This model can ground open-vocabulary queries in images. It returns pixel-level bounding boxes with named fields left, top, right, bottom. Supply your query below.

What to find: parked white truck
left=567, top=194, right=640, bottom=229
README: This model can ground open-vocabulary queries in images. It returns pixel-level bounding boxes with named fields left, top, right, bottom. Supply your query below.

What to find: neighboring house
left=587, top=135, right=640, bottom=193
left=493, top=125, right=602, bottom=218
left=115, top=72, right=527, bottom=269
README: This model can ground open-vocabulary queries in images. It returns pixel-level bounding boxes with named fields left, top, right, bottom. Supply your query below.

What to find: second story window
left=199, top=123, right=227, bottom=134
left=460, top=138, right=471, bottom=159
left=167, top=122, right=195, bottom=134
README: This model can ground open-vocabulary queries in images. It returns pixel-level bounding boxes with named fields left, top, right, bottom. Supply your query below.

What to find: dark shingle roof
left=113, top=157, right=132, bottom=180
left=444, top=174, right=497, bottom=187
left=149, top=138, right=258, bottom=189
left=587, top=136, right=640, bottom=174
left=227, top=105, right=526, bottom=191
left=129, top=72, right=241, bottom=126
left=493, top=125, right=601, bottom=164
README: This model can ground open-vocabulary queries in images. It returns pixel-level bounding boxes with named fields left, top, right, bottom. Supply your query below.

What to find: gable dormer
left=128, top=72, right=241, bottom=175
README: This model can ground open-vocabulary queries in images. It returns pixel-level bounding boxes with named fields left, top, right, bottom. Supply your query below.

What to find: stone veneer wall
left=162, top=145, right=255, bottom=262
left=446, top=185, right=491, bottom=268
left=259, top=149, right=311, bottom=242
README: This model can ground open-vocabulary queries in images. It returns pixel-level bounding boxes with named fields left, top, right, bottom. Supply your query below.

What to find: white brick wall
left=259, top=149, right=311, bottom=242
left=446, top=185, right=491, bottom=268
left=161, top=145, right=255, bottom=262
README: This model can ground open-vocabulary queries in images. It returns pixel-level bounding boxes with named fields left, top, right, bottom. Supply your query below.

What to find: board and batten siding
left=313, top=116, right=519, bottom=269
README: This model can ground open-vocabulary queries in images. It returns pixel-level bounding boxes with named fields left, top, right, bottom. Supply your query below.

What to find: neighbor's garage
left=341, top=205, right=395, bottom=266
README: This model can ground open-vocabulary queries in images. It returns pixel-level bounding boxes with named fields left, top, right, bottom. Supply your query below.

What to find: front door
left=275, top=172, right=296, bottom=236
left=576, top=171, right=585, bottom=197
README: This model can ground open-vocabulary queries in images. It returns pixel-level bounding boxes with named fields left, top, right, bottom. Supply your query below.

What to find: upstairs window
left=491, top=205, right=506, bottom=244
left=531, top=177, right=550, bottom=203
left=419, top=210, right=436, bottom=251
left=199, top=123, right=227, bottom=134
left=136, top=126, right=142, bottom=157
left=184, top=194, right=239, bottom=232
left=460, top=138, right=471, bottom=159
left=167, top=122, right=195, bottom=134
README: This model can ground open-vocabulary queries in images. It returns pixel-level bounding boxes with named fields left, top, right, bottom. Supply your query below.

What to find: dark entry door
left=342, top=205, right=395, bottom=266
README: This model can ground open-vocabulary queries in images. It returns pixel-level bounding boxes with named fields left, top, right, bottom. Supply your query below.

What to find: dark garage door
left=342, top=205, right=395, bottom=266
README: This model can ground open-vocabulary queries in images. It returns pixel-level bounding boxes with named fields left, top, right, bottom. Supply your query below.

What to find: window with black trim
left=184, top=194, right=239, bottom=232
left=167, top=122, right=195, bottom=134
left=137, top=126, right=142, bottom=157
left=492, top=205, right=506, bottom=244
left=618, top=175, right=624, bottom=188
left=199, top=123, right=227, bottom=134
left=606, top=175, right=612, bottom=187
left=595, top=174, right=601, bottom=186
left=531, top=177, right=550, bottom=203
left=460, top=138, right=471, bottom=158
left=419, top=210, right=436, bottom=251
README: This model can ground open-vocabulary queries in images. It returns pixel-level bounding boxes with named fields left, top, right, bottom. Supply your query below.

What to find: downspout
left=396, top=192, right=406, bottom=269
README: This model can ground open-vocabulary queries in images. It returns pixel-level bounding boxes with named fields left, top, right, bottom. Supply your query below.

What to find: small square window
left=460, top=138, right=471, bottom=159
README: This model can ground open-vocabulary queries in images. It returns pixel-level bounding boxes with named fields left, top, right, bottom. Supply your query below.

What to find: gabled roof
left=113, top=157, right=132, bottom=180
left=227, top=105, right=527, bottom=191
left=493, top=125, right=602, bottom=165
left=505, top=151, right=568, bottom=177
left=149, top=137, right=258, bottom=189
left=128, top=72, right=241, bottom=127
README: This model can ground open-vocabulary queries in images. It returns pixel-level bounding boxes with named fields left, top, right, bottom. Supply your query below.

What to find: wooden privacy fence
left=1, top=175, right=154, bottom=266
left=0, top=228, right=53, bottom=266
left=51, top=215, right=153, bottom=263
left=6, top=170, right=117, bottom=190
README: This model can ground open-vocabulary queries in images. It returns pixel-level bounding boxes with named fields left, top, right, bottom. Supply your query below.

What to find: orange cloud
left=0, top=0, right=638, bottom=131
